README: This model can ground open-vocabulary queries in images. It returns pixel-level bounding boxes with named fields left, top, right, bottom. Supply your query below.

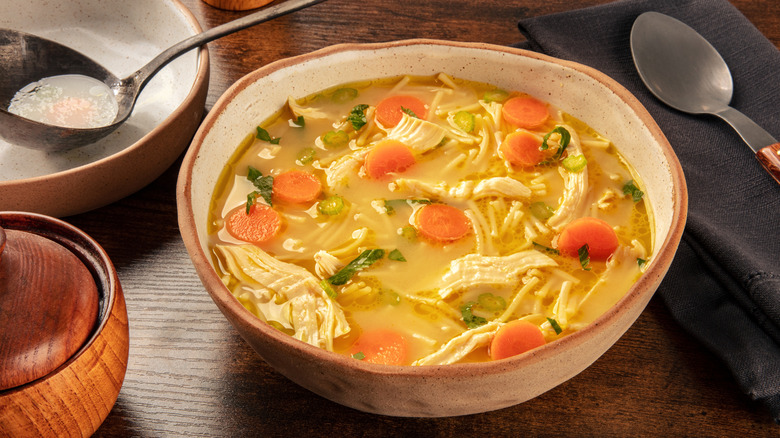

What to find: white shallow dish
left=0, top=0, right=209, bottom=217
left=178, top=40, right=687, bottom=417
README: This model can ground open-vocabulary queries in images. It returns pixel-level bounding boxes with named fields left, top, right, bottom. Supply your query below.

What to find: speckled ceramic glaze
left=178, top=40, right=687, bottom=417
left=0, top=0, right=209, bottom=217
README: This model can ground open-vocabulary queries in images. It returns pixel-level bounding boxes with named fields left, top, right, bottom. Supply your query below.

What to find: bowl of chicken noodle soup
left=177, top=39, right=687, bottom=417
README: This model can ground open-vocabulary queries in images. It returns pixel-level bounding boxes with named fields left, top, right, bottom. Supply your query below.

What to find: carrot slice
left=364, top=140, right=416, bottom=179
left=225, top=203, right=282, bottom=244
left=348, top=329, right=408, bottom=365
left=490, top=320, right=546, bottom=360
left=556, top=217, right=619, bottom=260
left=501, top=96, right=550, bottom=129
left=272, top=170, right=322, bottom=204
left=415, top=203, right=471, bottom=242
left=500, top=131, right=545, bottom=167
left=375, top=95, right=427, bottom=127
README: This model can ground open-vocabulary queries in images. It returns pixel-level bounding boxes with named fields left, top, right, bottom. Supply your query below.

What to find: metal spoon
left=0, top=0, right=326, bottom=152
left=630, top=11, right=780, bottom=185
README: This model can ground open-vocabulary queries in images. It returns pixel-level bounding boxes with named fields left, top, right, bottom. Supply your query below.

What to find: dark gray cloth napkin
left=516, top=0, right=780, bottom=423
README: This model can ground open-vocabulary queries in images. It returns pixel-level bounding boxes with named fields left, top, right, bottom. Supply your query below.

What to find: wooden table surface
left=63, top=0, right=779, bottom=436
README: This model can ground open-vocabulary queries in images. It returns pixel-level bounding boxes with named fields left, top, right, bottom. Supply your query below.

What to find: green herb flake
left=529, top=201, right=555, bottom=220
left=578, top=244, right=592, bottom=271
left=637, top=258, right=648, bottom=269
left=352, top=351, right=366, bottom=360
left=292, top=115, right=305, bottom=127
left=562, top=154, right=588, bottom=172
left=296, top=147, right=316, bottom=165
left=453, top=110, right=475, bottom=133
left=547, top=317, right=563, bottom=335
left=532, top=241, right=560, bottom=255
left=388, top=249, right=406, bottom=262
left=348, top=104, right=369, bottom=130
left=322, top=130, right=350, bottom=148
left=245, top=166, right=274, bottom=210
left=320, top=279, right=338, bottom=299
left=541, top=126, right=571, bottom=157
left=401, top=106, right=419, bottom=118
left=461, top=302, right=488, bottom=329
left=623, top=180, right=645, bottom=203
left=328, top=249, right=385, bottom=286
left=478, top=293, right=506, bottom=312
left=256, top=126, right=280, bottom=144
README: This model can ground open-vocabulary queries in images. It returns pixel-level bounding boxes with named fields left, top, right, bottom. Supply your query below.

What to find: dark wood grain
left=61, top=0, right=780, bottom=436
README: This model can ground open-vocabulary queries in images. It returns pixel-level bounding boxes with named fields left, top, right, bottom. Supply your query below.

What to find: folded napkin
left=516, top=0, right=780, bottom=423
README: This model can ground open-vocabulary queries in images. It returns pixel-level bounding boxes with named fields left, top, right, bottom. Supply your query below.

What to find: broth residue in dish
left=8, top=74, right=118, bottom=129
left=207, top=74, right=653, bottom=366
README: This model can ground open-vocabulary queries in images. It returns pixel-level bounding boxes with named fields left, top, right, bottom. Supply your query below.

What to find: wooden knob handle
left=756, top=142, right=780, bottom=185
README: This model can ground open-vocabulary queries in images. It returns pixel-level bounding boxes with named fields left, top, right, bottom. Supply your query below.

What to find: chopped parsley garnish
left=578, top=244, right=592, bottom=271
left=245, top=166, right=274, bottom=212
left=256, top=126, right=280, bottom=144
left=401, top=106, right=419, bottom=118
left=461, top=302, right=488, bottom=329
left=352, top=351, right=366, bottom=360
left=348, top=104, right=369, bottom=130
left=637, top=258, right=648, bottom=269
left=547, top=317, right=563, bottom=335
left=328, top=248, right=385, bottom=286
left=292, top=115, right=305, bottom=127
left=540, top=126, right=571, bottom=160
left=623, top=180, right=645, bottom=203
left=532, top=241, right=560, bottom=255
left=388, top=249, right=407, bottom=262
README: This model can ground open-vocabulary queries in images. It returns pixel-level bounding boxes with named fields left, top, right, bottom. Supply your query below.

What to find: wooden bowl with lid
left=0, top=212, right=129, bottom=436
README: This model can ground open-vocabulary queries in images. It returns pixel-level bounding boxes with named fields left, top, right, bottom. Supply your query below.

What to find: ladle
left=630, top=11, right=780, bottom=185
left=0, top=0, right=326, bottom=152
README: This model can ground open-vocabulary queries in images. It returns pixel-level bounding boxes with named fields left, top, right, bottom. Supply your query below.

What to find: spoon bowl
left=630, top=11, right=780, bottom=184
left=0, top=0, right=326, bottom=152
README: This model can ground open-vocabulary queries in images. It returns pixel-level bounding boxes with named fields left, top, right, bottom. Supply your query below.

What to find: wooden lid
left=0, top=224, right=99, bottom=390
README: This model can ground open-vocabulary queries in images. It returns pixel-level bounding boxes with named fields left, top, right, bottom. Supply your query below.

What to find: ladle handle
left=131, top=0, right=327, bottom=89
left=714, top=107, right=780, bottom=185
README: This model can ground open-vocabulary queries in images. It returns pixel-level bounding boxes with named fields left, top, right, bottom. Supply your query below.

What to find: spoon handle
left=756, top=143, right=780, bottom=185
left=129, top=0, right=327, bottom=90
left=714, top=107, right=780, bottom=185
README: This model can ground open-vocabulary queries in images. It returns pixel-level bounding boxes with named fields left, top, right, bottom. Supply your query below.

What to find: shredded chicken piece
left=413, top=321, right=503, bottom=366
left=215, top=245, right=350, bottom=351
left=393, top=176, right=531, bottom=203
left=384, top=113, right=447, bottom=153
left=287, top=96, right=328, bottom=120
left=438, top=250, right=558, bottom=298
left=547, top=125, right=589, bottom=231
left=320, top=149, right=368, bottom=189
left=575, top=244, right=644, bottom=324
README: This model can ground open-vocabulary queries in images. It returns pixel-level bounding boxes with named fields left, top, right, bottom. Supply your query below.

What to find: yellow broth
left=208, top=74, right=653, bottom=366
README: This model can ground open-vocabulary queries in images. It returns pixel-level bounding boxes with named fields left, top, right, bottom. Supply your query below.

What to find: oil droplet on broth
left=8, top=74, right=118, bottom=129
